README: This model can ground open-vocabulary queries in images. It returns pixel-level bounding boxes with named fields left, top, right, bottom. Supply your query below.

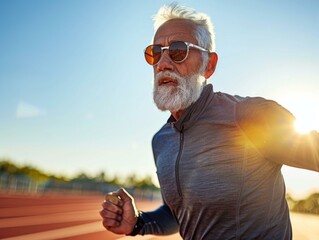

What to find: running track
left=0, top=192, right=181, bottom=240
left=0, top=193, right=318, bottom=239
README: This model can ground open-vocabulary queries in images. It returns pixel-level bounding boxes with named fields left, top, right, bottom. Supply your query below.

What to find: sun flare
left=279, top=94, right=319, bottom=134
left=294, top=116, right=319, bottom=134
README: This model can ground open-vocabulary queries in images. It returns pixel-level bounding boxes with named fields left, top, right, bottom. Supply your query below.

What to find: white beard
left=153, top=71, right=206, bottom=112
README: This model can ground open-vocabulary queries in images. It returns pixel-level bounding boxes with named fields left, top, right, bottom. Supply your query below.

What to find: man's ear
left=204, top=52, right=218, bottom=79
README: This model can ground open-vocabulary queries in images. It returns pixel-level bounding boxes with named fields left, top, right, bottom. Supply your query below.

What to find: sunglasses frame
left=144, top=41, right=209, bottom=65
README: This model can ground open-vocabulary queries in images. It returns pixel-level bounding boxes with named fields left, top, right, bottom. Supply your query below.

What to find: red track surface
left=0, top=192, right=318, bottom=239
left=0, top=192, right=181, bottom=240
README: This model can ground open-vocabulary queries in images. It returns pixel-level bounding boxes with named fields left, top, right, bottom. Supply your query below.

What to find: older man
left=100, top=3, right=319, bottom=239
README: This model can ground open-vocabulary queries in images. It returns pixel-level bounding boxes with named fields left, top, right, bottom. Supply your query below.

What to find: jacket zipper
left=175, top=131, right=184, bottom=197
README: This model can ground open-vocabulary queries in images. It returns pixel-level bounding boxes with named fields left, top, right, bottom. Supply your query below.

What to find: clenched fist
left=100, top=188, right=139, bottom=235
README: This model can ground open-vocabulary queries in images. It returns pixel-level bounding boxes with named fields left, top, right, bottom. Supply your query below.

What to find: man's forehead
left=156, top=18, right=196, bottom=32
left=154, top=19, right=196, bottom=43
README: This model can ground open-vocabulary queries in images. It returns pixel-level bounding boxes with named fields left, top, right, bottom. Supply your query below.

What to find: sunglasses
left=144, top=41, right=209, bottom=65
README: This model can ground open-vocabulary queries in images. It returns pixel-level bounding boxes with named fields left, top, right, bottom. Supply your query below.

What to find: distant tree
left=292, top=193, right=319, bottom=215
left=135, top=175, right=157, bottom=190
left=20, top=165, right=48, bottom=182
left=0, top=160, right=19, bottom=174
left=73, top=172, right=90, bottom=180
left=0, top=159, right=158, bottom=194
left=109, top=175, right=121, bottom=185
left=122, top=174, right=158, bottom=190
left=95, top=171, right=106, bottom=182
left=125, top=173, right=138, bottom=187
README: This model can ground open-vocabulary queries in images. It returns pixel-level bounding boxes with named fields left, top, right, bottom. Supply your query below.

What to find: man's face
left=152, top=19, right=206, bottom=113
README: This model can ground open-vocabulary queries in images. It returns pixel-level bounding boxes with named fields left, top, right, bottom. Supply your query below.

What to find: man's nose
left=155, top=50, right=174, bottom=72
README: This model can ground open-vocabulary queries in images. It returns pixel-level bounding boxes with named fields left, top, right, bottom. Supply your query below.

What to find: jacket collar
left=167, top=84, right=214, bottom=132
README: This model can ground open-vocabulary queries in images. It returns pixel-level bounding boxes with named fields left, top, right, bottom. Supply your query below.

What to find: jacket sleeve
left=139, top=203, right=179, bottom=235
left=236, top=97, right=319, bottom=172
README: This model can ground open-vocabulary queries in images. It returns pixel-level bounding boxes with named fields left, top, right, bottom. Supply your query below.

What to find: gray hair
left=153, top=3, right=215, bottom=52
left=153, top=3, right=215, bottom=73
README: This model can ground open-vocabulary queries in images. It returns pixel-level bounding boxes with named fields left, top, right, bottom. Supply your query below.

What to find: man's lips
left=159, top=77, right=178, bottom=86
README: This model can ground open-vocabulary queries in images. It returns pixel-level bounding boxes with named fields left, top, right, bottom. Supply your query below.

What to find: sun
left=294, top=114, right=319, bottom=134
left=295, top=119, right=314, bottom=134
left=278, top=94, right=319, bottom=134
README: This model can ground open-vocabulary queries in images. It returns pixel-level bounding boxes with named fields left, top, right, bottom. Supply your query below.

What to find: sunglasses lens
left=169, top=41, right=188, bottom=62
left=145, top=45, right=162, bottom=65
left=144, top=42, right=189, bottom=65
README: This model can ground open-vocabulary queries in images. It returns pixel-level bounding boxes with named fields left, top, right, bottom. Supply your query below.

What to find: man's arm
left=236, top=97, right=319, bottom=172
left=139, top=203, right=179, bottom=235
left=100, top=188, right=179, bottom=236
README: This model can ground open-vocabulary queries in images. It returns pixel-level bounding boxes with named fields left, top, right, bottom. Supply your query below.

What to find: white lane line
left=1, top=221, right=105, bottom=240
left=0, top=210, right=99, bottom=228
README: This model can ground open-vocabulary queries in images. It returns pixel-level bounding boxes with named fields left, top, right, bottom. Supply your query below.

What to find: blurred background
left=0, top=0, right=318, bottom=239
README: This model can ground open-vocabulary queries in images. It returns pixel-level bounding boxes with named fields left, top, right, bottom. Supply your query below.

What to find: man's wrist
left=127, top=211, right=145, bottom=236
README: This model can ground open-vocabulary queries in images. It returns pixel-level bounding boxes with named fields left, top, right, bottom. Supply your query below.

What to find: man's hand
left=100, top=188, right=139, bottom=235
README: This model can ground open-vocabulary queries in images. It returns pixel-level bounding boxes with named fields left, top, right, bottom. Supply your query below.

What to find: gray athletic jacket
left=139, top=84, right=319, bottom=240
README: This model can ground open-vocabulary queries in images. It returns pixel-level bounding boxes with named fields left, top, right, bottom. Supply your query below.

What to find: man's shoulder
left=213, top=91, right=286, bottom=114
left=212, top=91, right=255, bottom=109
left=235, top=96, right=292, bottom=120
left=213, top=91, right=267, bottom=105
left=212, top=92, right=294, bottom=126
left=233, top=95, right=295, bottom=139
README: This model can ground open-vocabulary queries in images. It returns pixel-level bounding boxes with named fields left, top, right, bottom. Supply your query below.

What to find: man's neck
left=171, top=110, right=184, bottom=121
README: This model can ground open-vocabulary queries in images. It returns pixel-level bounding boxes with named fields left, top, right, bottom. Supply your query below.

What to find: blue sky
left=0, top=0, right=318, bottom=199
